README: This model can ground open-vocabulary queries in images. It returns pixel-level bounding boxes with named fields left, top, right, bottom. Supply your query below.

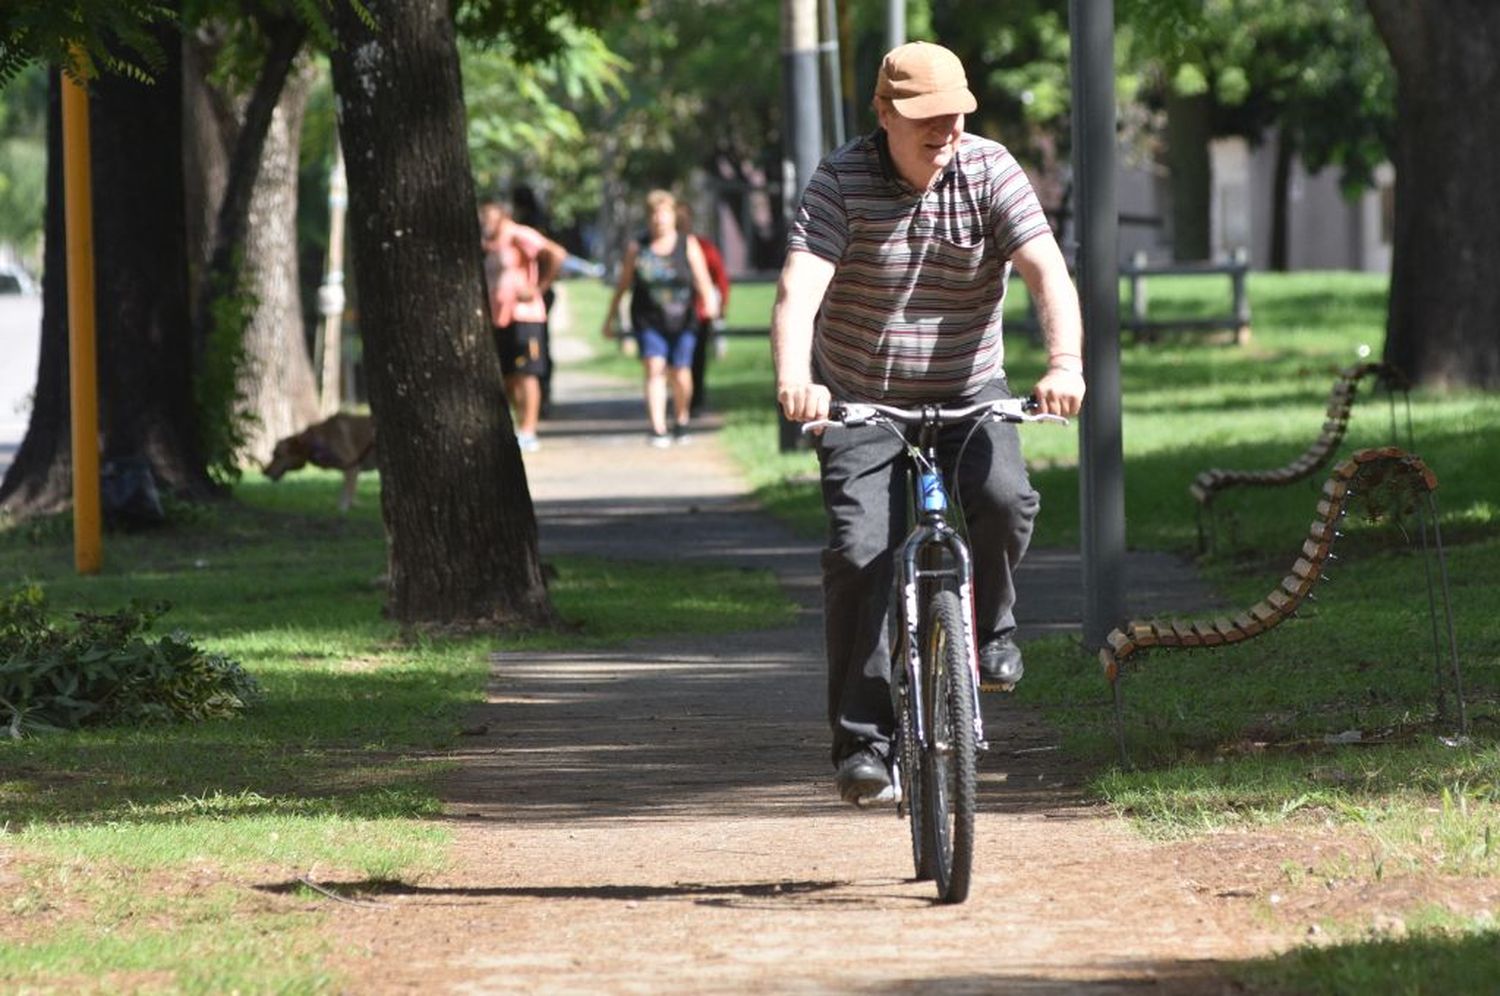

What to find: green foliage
left=0, top=0, right=173, bottom=86
left=455, top=0, right=640, bottom=62
left=462, top=20, right=628, bottom=223
left=0, top=135, right=44, bottom=253
left=1123, top=0, right=1395, bottom=193
left=588, top=0, right=781, bottom=195
left=0, top=584, right=260, bottom=738
left=0, top=55, right=49, bottom=259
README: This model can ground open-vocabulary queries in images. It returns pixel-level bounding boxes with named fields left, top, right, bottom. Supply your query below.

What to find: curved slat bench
left=1192, top=362, right=1411, bottom=552
left=1105, top=446, right=1466, bottom=763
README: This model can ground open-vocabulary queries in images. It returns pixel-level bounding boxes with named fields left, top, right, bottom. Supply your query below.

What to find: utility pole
left=779, top=0, right=824, bottom=452
left=1069, top=0, right=1126, bottom=648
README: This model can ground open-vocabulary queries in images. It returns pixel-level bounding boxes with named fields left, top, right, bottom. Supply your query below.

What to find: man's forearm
left=1031, top=267, right=1084, bottom=372
left=771, top=292, right=816, bottom=387
left=772, top=251, right=835, bottom=387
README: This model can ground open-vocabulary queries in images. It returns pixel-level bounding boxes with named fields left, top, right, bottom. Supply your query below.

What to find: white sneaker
left=853, top=783, right=899, bottom=809
left=647, top=431, right=672, bottom=449
left=517, top=432, right=540, bottom=453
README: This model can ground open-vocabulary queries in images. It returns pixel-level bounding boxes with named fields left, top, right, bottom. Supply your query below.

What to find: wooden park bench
left=1101, top=447, right=1467, bottom=765
left=1122, top=248, right=1252, bottom=344
left=1009, top=248, right=1252, bottom=343
left=1191, top=362, right=1411, bottom=553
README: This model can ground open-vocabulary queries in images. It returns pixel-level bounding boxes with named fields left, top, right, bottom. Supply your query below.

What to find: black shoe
left=978, top=633, right=1024, bottom=691
left=834, top=747, right=895, bottom=807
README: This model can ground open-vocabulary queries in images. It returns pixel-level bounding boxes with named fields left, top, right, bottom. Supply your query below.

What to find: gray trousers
left=814, top=377, right=1039, bottom=766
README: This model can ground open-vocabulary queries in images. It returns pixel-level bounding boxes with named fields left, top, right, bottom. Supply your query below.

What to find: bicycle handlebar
left=801, top=396, right=1068, bottom=434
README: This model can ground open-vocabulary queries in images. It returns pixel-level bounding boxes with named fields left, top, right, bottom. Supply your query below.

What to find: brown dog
left=263, top=413, right=377, bottom=512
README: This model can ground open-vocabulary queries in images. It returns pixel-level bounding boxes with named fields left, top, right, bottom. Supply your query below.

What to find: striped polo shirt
left=788, top=130, right=1050, bottom=403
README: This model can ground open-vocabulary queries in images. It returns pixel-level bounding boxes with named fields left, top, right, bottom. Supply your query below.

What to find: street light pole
left=1069, top=0, right=1126, bottom=648
left=779, top=0, right=824, bottom=452
left=886, top=0, right=906, bottom=50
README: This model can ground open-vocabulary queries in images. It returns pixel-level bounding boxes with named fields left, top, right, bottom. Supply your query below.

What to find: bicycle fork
left=897, top=472, right=989, bottom=756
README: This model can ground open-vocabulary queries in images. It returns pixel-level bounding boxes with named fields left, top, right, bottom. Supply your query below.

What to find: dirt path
left=325, top=355, right=1302, bottom=993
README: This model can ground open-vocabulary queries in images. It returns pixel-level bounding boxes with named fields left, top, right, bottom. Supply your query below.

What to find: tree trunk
left=1165, top=90, right=1212, bottom=262
left=91, top=36, right=217, bottom=496
left=182, top=25, right=235, bottom=321
left=191, top=14, right=307, bottom=349
left=1368, top=0, right=1500, bottom=389
left=327, top=0, right=555, bottom=628
left=183, top=30, right=322, bottom=465
left=0, top=74, right=71, bottom=515
left=236, top=56, right=321, bottom=464
left=1268, top=128, right=1294, bottom=272
left=0, top=44, right=216, bottom=519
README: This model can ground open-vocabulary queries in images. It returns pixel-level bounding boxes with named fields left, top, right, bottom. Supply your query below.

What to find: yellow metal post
left=61, top=69, right=102, bottom=574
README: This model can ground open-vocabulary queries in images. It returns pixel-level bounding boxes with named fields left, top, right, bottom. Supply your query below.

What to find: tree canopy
left=1122, top=0, right=1393, bottom=193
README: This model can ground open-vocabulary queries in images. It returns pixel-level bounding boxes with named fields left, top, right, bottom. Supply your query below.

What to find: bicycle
left=805, top=396, right=1066, bottom=903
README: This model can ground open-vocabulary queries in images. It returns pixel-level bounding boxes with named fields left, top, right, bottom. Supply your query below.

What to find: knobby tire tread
left=924, top=589, right=977, bottom=903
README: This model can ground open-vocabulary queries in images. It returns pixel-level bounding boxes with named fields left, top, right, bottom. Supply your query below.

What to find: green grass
left=692, top=269, right=1500, bottom=987
left=1233, top=917, right=1500, bottom=995
left=0, top=427, right=795, bottom=991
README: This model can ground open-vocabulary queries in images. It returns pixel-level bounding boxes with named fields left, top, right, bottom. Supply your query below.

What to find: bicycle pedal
left=979, top=679, right=1018, bottom=693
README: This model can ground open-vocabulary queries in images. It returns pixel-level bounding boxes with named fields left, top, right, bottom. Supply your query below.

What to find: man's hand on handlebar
left=778, top=382, right=832, bottom=423
left=1031, top=367, right=1085, bottom=419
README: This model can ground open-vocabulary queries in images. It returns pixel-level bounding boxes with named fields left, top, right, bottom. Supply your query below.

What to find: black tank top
left=629, top=234, right=694, bottom=335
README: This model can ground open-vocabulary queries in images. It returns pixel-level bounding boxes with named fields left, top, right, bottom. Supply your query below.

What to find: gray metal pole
left=886, top=0, right=905, bottom=50
left=780, top=0, right=825, bottom=451
left=820, top=0, right=846, bottom=148
left=1069, top=0, right=1127, bottom=648
left=785, top=0, right=823, bottom=201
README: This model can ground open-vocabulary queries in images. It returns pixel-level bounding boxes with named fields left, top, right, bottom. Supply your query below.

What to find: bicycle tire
left=921, top=588, right=977, bottom=903
left=895, top=673, right=932, bottom=880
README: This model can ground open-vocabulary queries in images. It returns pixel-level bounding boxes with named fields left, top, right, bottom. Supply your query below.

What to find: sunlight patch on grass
left=0, top=915, right=335, bottom=994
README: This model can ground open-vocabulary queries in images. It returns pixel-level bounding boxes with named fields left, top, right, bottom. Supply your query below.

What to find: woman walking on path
left=602, top=190, right=720, bottom=447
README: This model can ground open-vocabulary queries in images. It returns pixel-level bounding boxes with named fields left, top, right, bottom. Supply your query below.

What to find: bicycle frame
left=893, top=426, right=986, bottom=754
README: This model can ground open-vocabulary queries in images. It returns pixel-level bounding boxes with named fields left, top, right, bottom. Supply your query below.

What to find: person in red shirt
left=480, top=201, right=567, bottom=453
left=682, top=206, right=732, bottom=416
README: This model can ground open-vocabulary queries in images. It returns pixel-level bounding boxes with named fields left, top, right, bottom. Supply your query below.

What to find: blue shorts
left=635, top=327, right=697, bottom=369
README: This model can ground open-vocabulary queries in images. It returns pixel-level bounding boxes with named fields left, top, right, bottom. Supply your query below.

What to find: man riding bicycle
left=771, top=41, right=1087, bottom=806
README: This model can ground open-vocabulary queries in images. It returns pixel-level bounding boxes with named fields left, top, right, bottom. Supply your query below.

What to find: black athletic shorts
left=494, top=321, right=550, bottom=378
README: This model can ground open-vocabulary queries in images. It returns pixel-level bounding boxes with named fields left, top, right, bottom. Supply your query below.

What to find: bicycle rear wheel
left=921, top=589, right=978, bottom=903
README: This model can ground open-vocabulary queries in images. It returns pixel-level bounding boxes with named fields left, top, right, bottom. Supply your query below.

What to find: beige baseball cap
left=874, top=41, right=977, bottom=118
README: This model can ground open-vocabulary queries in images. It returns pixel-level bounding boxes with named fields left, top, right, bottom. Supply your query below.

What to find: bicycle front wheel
left=921, top=588, right=978, bottom=903
left=896, top=671, right=932, bottom=881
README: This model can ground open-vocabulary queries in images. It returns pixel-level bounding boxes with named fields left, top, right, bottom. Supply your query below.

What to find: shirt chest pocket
left=917, top=231, right=988, bottom=279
